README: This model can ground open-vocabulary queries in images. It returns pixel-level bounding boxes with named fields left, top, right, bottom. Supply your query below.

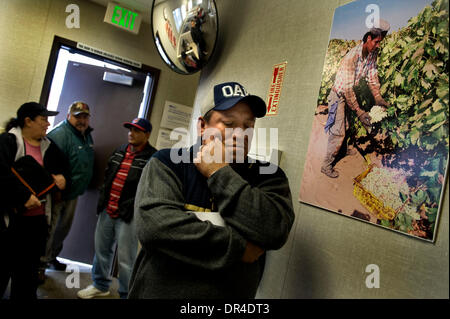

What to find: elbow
left=244, top=216, right=294, bottom=251
left=268, top=220, right=294, bottom=250
left=271, top=195, right=295, bottom=246
left=266, top=208, right=295, bottom=250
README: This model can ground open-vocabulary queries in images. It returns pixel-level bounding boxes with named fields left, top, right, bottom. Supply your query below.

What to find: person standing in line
left=321, top=20, right=390, bottom=178
left=77, top=118, right=157, bottom=299
left=0, top=102, right=69, bottom=299
left=128, top=82, right=295, bottom=299
left=41, top=101, right=94, bottom=274
left=190, top=17, right=207, bottom=59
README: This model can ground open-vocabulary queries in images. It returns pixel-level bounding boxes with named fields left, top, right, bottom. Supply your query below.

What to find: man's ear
left=197, top=116, right=206, bottom=137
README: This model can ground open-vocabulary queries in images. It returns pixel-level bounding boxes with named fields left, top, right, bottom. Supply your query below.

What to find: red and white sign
left=266, top=61, right=287, bottom=116
left=165, top=20, right=177, bottom=48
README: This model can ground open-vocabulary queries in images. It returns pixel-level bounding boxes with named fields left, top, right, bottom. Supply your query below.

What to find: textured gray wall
left=191, top=0, right=449, bottom=298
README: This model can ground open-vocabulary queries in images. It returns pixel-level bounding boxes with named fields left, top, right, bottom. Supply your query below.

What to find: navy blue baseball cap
left=201, top=82, right=266, bottom=118
left=123, top=118, right=152, bottom=133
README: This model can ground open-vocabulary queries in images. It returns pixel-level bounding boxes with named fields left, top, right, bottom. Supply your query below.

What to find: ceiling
left=89, top=0, right=154, bottom=23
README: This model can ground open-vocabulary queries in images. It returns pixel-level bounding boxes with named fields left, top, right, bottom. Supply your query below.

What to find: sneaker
left=48, top=259, right=67, bottom=271
left=321, top=166, right=339, bottom=178
left=77, top=285, right=110, bottom=299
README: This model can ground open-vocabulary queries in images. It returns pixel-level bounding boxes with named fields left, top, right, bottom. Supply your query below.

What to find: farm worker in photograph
left=321, top=19, right=390, bottom=178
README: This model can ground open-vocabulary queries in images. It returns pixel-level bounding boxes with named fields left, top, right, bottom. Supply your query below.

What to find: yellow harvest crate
left=353, top=164, right=398, bottom=220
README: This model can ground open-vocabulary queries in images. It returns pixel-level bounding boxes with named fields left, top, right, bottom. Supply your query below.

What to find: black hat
left=17, top=102, right=59, bottom=120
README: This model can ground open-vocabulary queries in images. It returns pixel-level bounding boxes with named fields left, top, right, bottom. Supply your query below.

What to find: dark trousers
left=0, top=225, right=12, bottom=298
left=0, top=214, right=47, bottom=299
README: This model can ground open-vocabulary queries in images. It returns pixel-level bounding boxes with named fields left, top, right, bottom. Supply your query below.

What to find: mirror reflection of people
left=321, top=20, right=390, bottom=178
left=190, top=17, right=207, bottom=59
left=128, top=82, right=295, bottom=299
left=77, top=118, right=157, bottom=299
left=0, top=102, right=69, bottom=299
left=181, top=51, right=200, bottom=72
left=41, top=102, right=94, bottom=274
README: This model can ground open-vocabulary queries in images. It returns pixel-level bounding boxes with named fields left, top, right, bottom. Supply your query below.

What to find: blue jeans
left=92, top=210, right=138, bottom=299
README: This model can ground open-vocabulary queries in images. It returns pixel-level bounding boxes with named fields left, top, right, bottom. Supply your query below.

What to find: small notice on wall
left=266, top=61, right=287, bottom=116
left=156, top=100, right=193, bottom=150
left=160, top=101, right=193, bottom=130
left=156, top=127, right=189, bottom=150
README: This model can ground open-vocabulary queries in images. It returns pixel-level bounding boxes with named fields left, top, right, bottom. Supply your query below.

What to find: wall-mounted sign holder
left=104, top=2, right=142, bottom=35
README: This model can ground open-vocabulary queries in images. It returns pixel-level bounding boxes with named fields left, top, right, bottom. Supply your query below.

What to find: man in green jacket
left=41, top=101, right=94, bottom=273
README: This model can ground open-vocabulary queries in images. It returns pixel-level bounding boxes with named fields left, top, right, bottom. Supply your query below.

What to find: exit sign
left=104, top=2, right=142, bottom=34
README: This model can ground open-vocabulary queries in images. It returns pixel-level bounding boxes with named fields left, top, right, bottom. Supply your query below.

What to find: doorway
left=40, top=36, right=160, bottom=265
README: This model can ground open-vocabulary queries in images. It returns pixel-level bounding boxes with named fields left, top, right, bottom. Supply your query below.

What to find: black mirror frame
left=150, top=0, right=219, bottom=75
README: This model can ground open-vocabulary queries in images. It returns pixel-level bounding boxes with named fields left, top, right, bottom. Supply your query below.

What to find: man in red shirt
left=77, top=118, right=157, bottom=299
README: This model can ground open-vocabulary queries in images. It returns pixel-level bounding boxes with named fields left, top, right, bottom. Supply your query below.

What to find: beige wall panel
left=0, top=0, right=51, bottom=126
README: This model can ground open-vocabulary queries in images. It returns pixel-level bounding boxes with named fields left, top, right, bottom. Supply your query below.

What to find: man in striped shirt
left=321, top=21, right=390, bottom=178
left=77, top=118, right=157, bottom=299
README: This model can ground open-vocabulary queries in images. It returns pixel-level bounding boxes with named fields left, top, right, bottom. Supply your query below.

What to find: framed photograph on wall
left=299, top=0, right=448, bottom=242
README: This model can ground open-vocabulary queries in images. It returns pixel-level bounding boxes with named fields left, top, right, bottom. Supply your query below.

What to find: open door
left=53, top=61, right=146, bottom=263
left=40, top=37, right=160, bottom=265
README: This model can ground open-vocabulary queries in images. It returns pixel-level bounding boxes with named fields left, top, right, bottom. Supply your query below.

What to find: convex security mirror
left=151, top=0, right=218, bottom=74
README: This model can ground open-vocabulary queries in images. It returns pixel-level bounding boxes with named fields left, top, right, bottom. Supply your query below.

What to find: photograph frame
left=299, top=0, right=449, bottom=242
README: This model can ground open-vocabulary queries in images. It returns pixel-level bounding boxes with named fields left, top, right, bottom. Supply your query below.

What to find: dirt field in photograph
left=299, top=106, right=383, bottom=224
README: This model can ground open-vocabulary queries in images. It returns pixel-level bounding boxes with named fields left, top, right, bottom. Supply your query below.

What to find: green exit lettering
left=111, top=5, right=138, bottom=30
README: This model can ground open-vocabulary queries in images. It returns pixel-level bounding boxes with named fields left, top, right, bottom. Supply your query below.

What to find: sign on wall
left=299, top=0, right=448, bottom=242
left=156, top=101, right=193, bottom=150
left=104, top=2, right=142, bottom=34
left=156, top=127, right=189, bottom=150
left=159, top=100, right=193, bottom=130
left=266, top=61, right=287, bottom=116
left=76, top=43, right=142, bottom=68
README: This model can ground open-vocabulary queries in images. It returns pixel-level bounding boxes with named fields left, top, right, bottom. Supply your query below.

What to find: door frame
left=40, top=36, right=161, bottom=120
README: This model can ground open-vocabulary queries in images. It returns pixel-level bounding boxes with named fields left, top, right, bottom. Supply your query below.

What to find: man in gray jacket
left=128, top=82, right=294, bottom=299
